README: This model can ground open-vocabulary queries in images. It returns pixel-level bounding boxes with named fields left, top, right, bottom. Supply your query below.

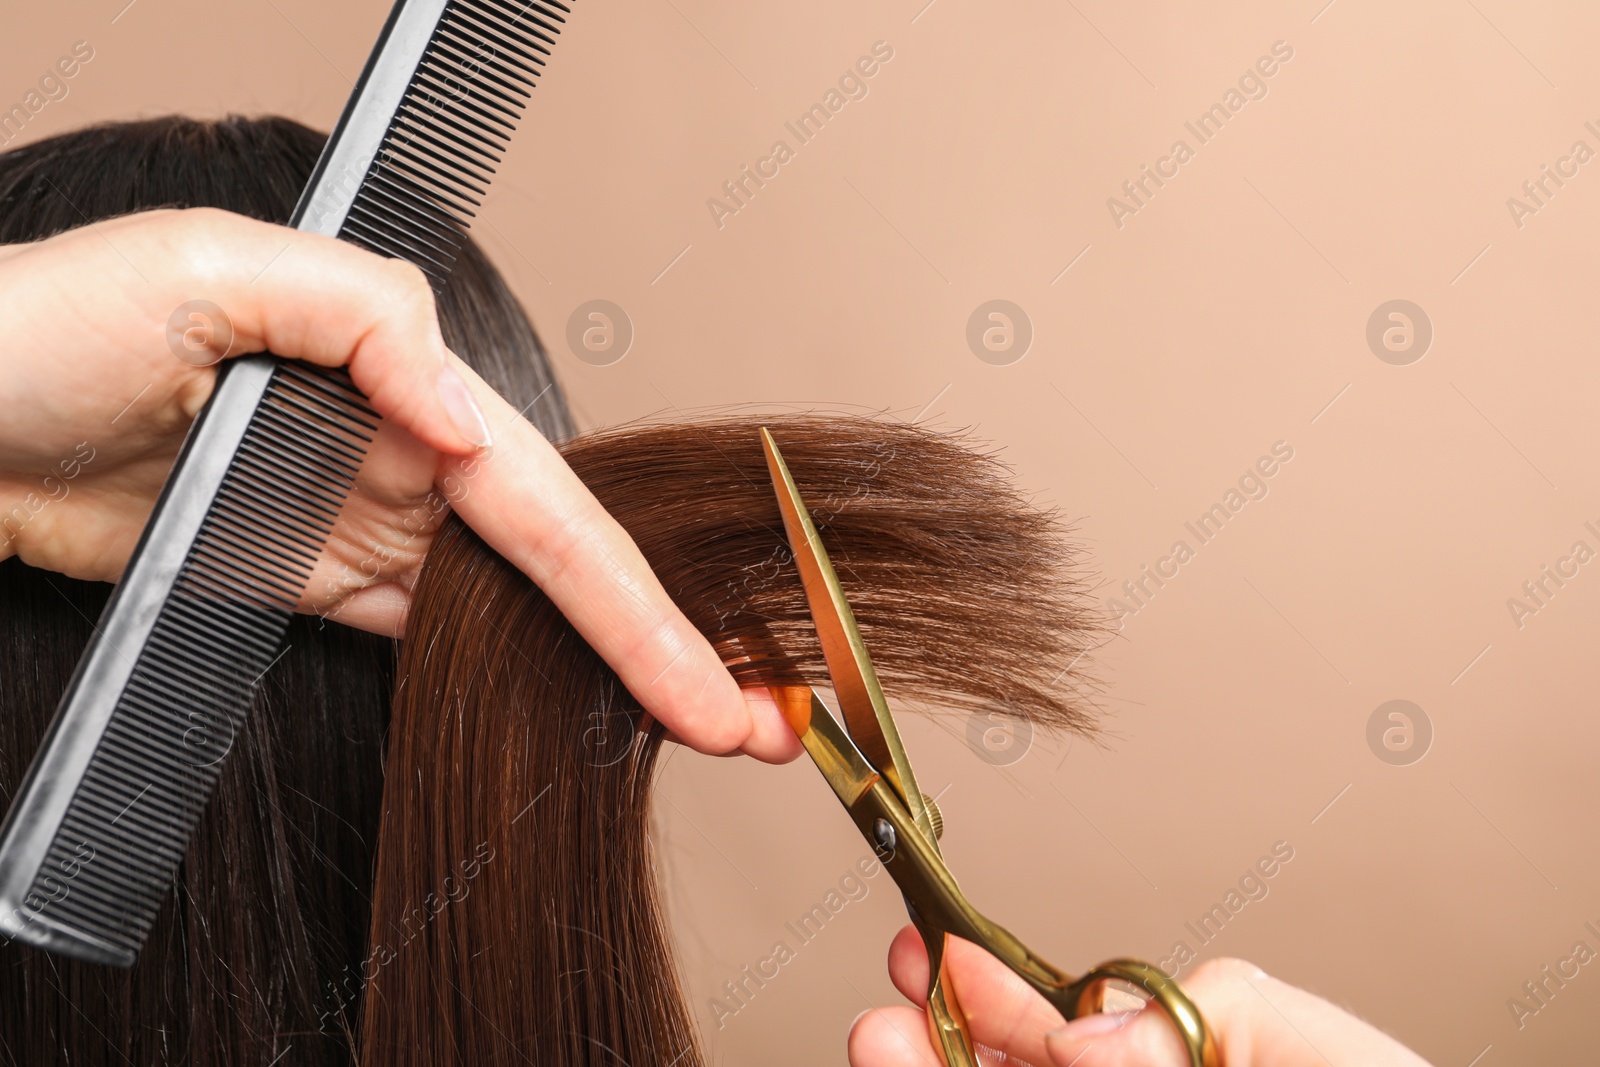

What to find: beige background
left=9, top=0, right=1600, bottom=1062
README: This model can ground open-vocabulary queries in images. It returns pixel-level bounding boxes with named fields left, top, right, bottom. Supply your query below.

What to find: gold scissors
left=759, top=427, right=1218, bottom=1067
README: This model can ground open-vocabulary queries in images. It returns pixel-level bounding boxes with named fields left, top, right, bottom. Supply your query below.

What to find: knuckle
left=623, top=614, right=681, bottom=683
left=166, top=206, right=231, bottom=245
left=179, top=204, right=235, bottom=228
left=527, top=514, right=586, bottom=588
left=1191, top=956, right=1265, bottom=987
left=382, top=256, right=434, bottom=301
left=149, top=207, right=238, bottom=285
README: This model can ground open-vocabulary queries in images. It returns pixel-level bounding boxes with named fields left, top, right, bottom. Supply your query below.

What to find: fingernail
left=437, top=364, right=492, bottom=448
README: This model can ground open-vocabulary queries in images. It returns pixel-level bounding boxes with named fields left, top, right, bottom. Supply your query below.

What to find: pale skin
left=0, top=207, right=799, bottom=763
left=848, top=926, right=1434, bottom=1066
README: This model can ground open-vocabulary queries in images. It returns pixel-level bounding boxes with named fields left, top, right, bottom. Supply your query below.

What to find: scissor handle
left=848, top=776, right=1218, bottom=1067
left=917, top=922, right=980, bottom=1066
left=1063, top=958, right=1218, bottom=1067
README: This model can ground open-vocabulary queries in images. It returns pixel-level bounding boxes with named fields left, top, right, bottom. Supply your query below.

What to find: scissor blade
left=760, top=428, right=938, bottom=848
left=771, top=687, right=881, bottom=808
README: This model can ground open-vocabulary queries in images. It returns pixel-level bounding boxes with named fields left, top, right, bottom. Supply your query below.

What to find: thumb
left=1042, top=1002, right=1190, bottom=1067
left=1040, top=958, right=1433, bottom=1067
left=112, top=207, right=493, bottom=455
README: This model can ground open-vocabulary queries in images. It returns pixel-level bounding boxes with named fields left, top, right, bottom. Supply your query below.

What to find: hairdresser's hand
left=0, top=207, right=797, bottom=762
left=848, top=926, right=1432, bottom=1066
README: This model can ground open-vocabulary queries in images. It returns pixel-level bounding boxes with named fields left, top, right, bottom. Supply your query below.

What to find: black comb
left=0, top=0, right=572, bottom=966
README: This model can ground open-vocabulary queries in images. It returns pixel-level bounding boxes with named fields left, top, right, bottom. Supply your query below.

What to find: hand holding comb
left=0, top=0, right=573, bottom=966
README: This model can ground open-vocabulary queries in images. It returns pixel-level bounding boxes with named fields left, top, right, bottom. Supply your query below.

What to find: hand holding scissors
left=851, top=937, right=1436, bottom=1066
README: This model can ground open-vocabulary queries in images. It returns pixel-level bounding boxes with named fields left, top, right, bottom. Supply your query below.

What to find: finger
left=1044, top=957, right=1436, bottom=1067
left=848, top=1005, right=942, bottom=1067
left=1043, top=1006, right=1180, bottom=1067
left=847, top=1005, right=1017, bottom=1067
left=884, top=925, right=1067, bottom=1067
left=319, top=580, right=412, bottom=638
left=444, top=362, right=759, bottom=758
left=886, top=924, right=931, bottom=1001
left=650, top=691, right=804, bottom=763
left=111, top=207, right=490, bottom=455
left=742, top=686, right=804, bottom=762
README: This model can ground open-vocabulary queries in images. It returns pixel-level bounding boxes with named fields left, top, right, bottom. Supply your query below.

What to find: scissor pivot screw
left=872, top=818, right=897, bottom=854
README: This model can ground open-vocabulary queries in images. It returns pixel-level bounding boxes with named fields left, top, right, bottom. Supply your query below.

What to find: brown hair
left=359, top=415, right=1100, bottom=1065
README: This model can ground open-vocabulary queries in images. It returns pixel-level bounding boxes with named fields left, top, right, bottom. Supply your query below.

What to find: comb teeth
left=340, top=0, right=570, bottom=289
left=20, top=366, right=375, bottom=958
